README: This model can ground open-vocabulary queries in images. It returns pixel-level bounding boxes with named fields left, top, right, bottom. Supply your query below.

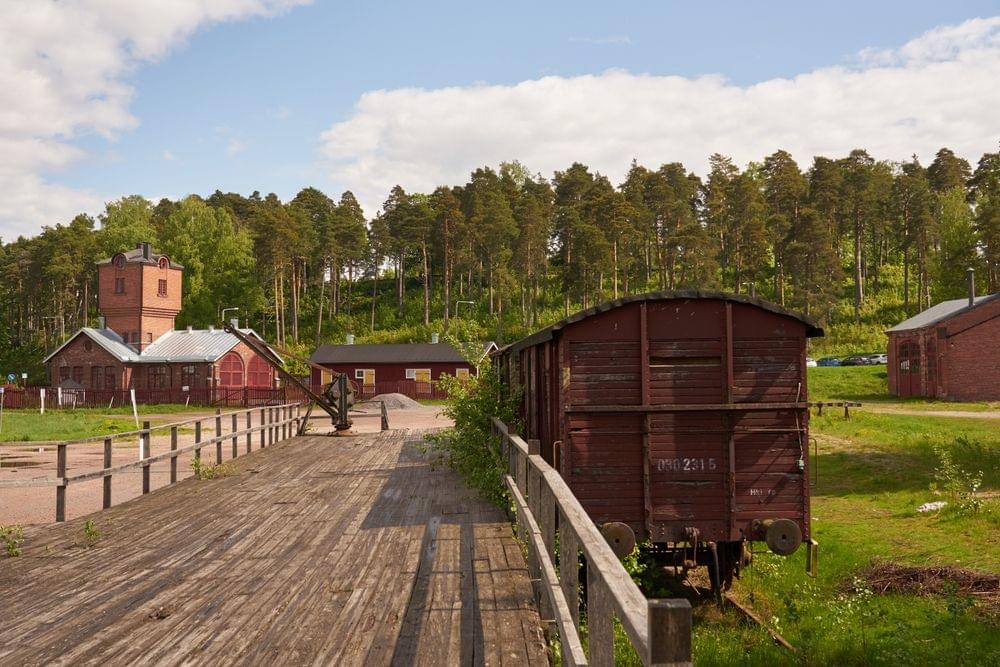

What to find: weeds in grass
left=190, top=456, right=231, bottom=480
left=83, top=519, right=101, bottom=546
left=1, top=524, right=24, bottom=557
left=930, top=437, right=984, bottom=514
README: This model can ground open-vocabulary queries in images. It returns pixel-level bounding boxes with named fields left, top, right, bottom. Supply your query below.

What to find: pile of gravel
left=363, top=393, right=429, bottom=411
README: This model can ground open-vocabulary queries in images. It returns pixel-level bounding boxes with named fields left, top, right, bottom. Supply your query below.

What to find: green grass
left=689, top=409, right=1000, bottom=665
left=808, top=366, right=997, bottom=410
left=0, top=411, right=143, bottom=443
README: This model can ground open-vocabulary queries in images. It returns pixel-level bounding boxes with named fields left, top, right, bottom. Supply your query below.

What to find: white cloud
left=0, top=0, right=309, bottom=240
left=227, top=138, right=247, bottom=155
left=320, top=17, right=1000, bottom=217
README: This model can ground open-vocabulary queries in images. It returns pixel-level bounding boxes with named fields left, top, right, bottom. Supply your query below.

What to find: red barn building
left=309, top=340, right=476, bottom=398
left=887, top=275, right=1000, bottom=401
left=44, top=242, right=278, bottom=399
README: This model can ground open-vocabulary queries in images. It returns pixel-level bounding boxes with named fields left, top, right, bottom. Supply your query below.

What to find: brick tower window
left=158, top=279, right=167, bottom=296
left=115, top=277, right=125, bottom=294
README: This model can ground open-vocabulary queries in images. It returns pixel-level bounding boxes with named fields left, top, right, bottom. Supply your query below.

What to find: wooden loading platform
left=0, top=429, right=547, bottom=665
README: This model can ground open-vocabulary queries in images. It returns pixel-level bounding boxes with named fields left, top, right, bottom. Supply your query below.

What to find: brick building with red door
left=886, top=274, right=1000, bottom=401
left=44, top=242, right=278, bottom=400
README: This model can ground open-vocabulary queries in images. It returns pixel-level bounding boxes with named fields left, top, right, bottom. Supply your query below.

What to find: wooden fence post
left=268, top=408, right=274, bottom=446
left=194, top=420, right=202, bottom=461
left=559, top=518, right=580, bottom=626
left=587, top=568, right=614, bottom=666
left=103, top=437, right=113, bottom=509
left=55, top=443, right=67, bottom=522
left=260, top=408, right=266, bottom=448
left=246, top=410, right=253, bottom=453
left=141, top=420, right=151, bottom=495
left=647, top=599, right=692, bottom=666
left=232, top=413, right=238, bottom=459
left=170, top=426, right=178, bottom=483
left=215, top=408, right=223, bottom=464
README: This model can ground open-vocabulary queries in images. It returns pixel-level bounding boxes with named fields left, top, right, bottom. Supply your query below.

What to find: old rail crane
left=223, top=323, right=356, bottom=432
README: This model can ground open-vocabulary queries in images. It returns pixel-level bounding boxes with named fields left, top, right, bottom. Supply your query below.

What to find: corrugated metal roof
left=886, top=293, right=1000, bottom=332
left=43, top=328, right=140, bottom=363
left=497, top=290, right=824, bottom=356
left=141, top=328, right=250, bottom=362
left=310, top=343, right=468, bottom=364
left=45, top=327, right=276, bottom=364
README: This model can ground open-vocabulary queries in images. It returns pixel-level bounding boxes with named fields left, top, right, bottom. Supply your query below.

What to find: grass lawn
left=0, top=405, right=212, bottom=443
left=808, top=366, right=997, bottom=411
left=0, top=411, right=141, bottom=443
left=687, top=409, right=1000, bottom=665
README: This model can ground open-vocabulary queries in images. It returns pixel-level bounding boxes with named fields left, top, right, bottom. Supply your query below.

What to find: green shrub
left=1, top=524, right=24, bottom=557
left=930, top=437, right=984, bottom=514
left=426, top=365, right=521, bottom=506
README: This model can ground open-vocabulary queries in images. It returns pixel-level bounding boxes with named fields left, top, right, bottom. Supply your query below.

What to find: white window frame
left=406, top=368, right=431, bottom=381
left=354, top=368, right=366, bottom=380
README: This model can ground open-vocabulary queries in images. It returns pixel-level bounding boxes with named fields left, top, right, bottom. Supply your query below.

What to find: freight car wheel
left=600, top=522, right=636, bottom=560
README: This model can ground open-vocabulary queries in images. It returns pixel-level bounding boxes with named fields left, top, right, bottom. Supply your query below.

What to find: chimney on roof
left=141, top=242, right=151, bottom=260
left=431, top=332, right=440, bottom=344
left=230, top=317, right=239, bottom=329
left=967, top=268, right=976, bottom=307
left=98, top=315, right=106, bottom=329
left=208, top=325, right=215, bottom=333
left=186, top=325, right=193, bottom=332
left=346, top=334, right=355, bottom=345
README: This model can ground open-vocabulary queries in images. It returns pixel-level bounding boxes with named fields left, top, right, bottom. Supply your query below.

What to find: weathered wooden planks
left=0, top=429, right=547, bottom=666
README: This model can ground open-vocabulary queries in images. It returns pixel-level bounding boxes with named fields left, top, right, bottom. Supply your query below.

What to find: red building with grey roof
left=886, top=271, right=1000, bottom=400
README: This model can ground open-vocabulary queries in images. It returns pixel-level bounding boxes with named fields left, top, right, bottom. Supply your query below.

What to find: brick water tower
left=97, top=242, right=183, bottom=350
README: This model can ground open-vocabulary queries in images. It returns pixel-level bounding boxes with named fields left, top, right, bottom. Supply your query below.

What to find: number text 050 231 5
left=655, top=457, right=717, bottom=473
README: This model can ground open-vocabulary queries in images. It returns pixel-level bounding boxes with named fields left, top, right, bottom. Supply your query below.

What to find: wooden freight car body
left=495, top=291, right=823, bottom=578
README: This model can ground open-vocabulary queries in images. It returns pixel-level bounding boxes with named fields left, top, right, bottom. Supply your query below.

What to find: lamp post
left=455, top=300, right=475, bottom=318
left=222, top=307, right=240, bottom=327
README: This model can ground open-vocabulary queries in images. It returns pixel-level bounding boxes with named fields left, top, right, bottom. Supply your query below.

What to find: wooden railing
left=492, top=417, right=692, bottom=667
left=809, top=400, right=862, bottom=417
left=0, top=402, right=305, bottom=522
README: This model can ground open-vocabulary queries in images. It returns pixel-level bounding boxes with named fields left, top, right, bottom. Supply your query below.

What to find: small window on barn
left=158, top=279, right=167, bottom=297
left=405, top=369, right=417, bottom=380
left=456, top=368, right=470, bottom=381
left=355, top=369, right=365, bottom=380
left=60, top=366, right=70, bottom=382
left=115, top=277, right=125, bottom=294
left=71, top=366, right=83, bottom=384
left=105, top=366, right=116, bottom=389
left=113, top=254, right=126, bottom=269
left=149, top=365, right=168, bottom=389
left=158, top=257, right=169, bottom=270
left=91, top=366, right=102, bottom=389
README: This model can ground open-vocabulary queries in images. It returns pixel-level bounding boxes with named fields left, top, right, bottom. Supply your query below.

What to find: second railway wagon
left=495, top=291, right=823, bottom=591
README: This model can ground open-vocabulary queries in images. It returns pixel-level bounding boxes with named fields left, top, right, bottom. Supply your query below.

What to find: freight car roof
left=497, top=290, right=824, bottom=355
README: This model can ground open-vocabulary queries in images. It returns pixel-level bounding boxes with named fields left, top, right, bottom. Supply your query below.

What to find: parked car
left=866, top=353, right=888, bottom=365
left=806, top=357, right=817, bottom=367
left=841, top=354, right=867, bottom=366
left=817, top=357, right=841, bottom=367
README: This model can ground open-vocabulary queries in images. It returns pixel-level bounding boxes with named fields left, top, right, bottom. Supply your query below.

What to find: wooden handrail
left=492, top=417, right=692, bottom=666
left=0, top=403, right=306, bottom=521
left=7, top=402, right=303, bottom=449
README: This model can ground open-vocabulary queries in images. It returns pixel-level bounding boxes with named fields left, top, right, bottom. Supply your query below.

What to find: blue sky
left=1, top=0, right=999, bottom=237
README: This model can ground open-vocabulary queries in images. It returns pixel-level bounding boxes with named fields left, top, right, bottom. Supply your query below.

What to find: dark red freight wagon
left=495, top=291, right=823, bottom=593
